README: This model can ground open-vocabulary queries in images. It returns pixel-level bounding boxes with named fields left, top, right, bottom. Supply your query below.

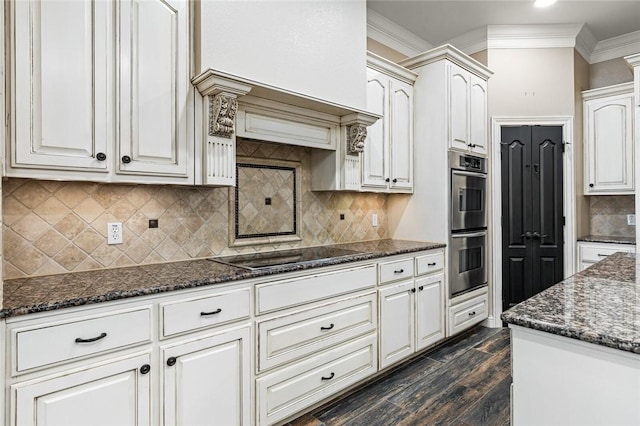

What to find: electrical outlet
left=372, top=213, right=378, bottom=227
left=627, top=214, right=636, bottom=226
left=107, top=222, right=123, bottom=244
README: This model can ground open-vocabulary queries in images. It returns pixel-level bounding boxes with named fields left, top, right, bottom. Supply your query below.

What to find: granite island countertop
left=501, top=252, right=640, bottom=354
left=1, top=239, right=445, bottom=319
left=577, top=234, right=636, bottom=245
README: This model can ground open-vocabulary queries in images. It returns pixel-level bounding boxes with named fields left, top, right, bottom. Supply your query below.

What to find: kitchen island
left=501, top=253, right=640, bottom=426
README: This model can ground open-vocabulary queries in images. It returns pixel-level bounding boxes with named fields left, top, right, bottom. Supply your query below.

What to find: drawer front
left=379, top=258, right=414, bottom=284
left=258, top=293, right=376, bottom=371
left=161, top=288, right=250, bottom=337
left=449, top=294, right=487, bottom=336
left=415, top=251, right=444, bottom=276
left=580, top=244, right=633, bottom=263
left=257, top=333, right=377, bottom=426
left=14, top=307, right=152, bottom=373
left=256, top=265, right=376, bottom=314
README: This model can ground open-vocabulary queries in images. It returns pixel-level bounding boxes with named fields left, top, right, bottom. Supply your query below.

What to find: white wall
left=196, top=0, right=367, bottom=110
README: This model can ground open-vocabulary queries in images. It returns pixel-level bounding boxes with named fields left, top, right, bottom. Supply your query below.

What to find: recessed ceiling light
left=534, top=0, right=557, bottom=7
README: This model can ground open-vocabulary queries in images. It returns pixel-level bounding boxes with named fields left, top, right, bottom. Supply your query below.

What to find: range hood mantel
left=192, top=69, right=381, bottom=124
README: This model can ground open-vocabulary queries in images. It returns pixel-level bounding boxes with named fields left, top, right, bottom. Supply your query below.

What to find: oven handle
left=452, top=170, right=487, bottom=178
left=451, top=231, right=486, bottom=238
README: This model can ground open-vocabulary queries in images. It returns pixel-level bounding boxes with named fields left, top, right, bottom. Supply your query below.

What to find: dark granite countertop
left=1, top=239, right=445, bottom=319
left=501, top=253, right=640, bottom=354
left=577, top=235, right=636, bottom=245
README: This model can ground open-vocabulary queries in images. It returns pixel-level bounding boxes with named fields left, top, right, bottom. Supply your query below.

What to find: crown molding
left=444, top=27, right=488, bottom=56
left=366, top=8, right=432, bottom=57
left=366, top=51, right=418, bottom=84
left=400, top=44, right=493, bottom=80
left=486, top=24, right=584, bottom=49
left=625, top=52, right=640, bottom=68
left=575, top=25, right=598, bottom=64
left=591, top=30, right=640, bottom=64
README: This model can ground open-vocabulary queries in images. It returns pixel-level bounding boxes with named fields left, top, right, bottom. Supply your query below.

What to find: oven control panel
left=450, top=152, right=486, bottom=174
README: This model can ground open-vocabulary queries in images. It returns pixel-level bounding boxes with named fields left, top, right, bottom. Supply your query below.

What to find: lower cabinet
left=379, top=272, right=445, bottom=369
left=448, top=287, right=488, bottom=336
left=12, top=352, right=152, bottom=426
left=577, top=241, right=636, bottom=272
left=162, top=326, right=251, bottom=426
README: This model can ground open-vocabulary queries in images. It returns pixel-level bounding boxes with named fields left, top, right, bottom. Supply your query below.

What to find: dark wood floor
left=287, top=326, right=511, bottom=426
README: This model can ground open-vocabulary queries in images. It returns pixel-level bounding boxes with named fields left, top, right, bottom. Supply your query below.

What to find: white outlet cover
left=107, top=222, right=123, bottom=244
left=372, top=213, right=378, bottom=227
left=627, top=214, right=636, bottom=226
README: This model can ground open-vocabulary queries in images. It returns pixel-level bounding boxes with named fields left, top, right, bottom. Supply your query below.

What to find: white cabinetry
left=378, top=250, right=445, bottom=369
left=448, top=63, right=489, bottom=156
left=448, top=287, right=488, bottom=336
left=583, top=83, right=635, bottom=195
left=7, top=0, right=193, bottom=184
left=363, top=53, right=417, bottom=193
left=577, top=241, right=635, bottom=272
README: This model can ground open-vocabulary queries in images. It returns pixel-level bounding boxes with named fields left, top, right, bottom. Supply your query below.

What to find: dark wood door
left=501, top=126, right=564, bottom=310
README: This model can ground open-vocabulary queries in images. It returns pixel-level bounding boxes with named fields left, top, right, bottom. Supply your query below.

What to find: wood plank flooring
left=287, top=326, right=511, bottom=426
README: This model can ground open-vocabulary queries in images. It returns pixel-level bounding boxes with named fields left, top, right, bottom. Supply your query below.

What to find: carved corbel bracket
left=341, top=112, right=381, bottom=156
left=209, top=94, right=238, bottom=138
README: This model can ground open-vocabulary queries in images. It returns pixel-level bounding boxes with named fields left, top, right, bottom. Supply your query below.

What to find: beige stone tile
left=35, top=229, right=68, bottom=257
left=90, top=212, right=118, bottom=239
left=3, top=229, right=29, bottom=260
left=140, top=228, right=167, bottom=248
left=125, top=186, right=153, bottom=208
left=12, top=213, right=50, bottom=242
left=126, top=211, right=150, bottom=236
left=3, top=195, right=30, bottom=226
left=74, top=228, right=104, bottom=254
left=169, top=224, right=191, bottom=246
left=111, top=253, right=136, bottom=268
left=4, top=262, right=25, bottom=279
left=154, top=187, right=180, bottom=209
left=55, top=213, right=87, bottom=240
left=53, top=244, right=88, bottom=271
left=155, top=238, right=180, bottom=261
left=76, top=257, right=104, bottom=272
left=12, top=181, right=50, bottom=209
left=3, top=178, right=28, bottom=195
left=108, top=199, right=137, bottom=222
left=90, top=245, right=123, bottom=267
left=140, top=198, right=165, bottom=218
left=74, top=198, right=105, bottom=223
left=93, top=185, right=124, bottom=208
left=125, top=239, right=153, bottom=264
left=55, top=182, right=90, bottom=208
left=34, top=259, right=68, bottom=276
left=33, top=197, right=70, bottom=225
left=12, top=245, right=48, bottom=275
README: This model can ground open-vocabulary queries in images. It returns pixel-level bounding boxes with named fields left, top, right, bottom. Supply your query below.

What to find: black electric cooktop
left=211, top=246, right=363, bottom=270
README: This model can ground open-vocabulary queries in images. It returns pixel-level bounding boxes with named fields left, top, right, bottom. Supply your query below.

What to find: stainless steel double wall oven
left=449, top=152, right=488, bottom=297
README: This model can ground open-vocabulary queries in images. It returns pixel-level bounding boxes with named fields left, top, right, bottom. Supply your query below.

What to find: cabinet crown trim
left=366, top=51, right=418, bottom=84
left=399, top=44, right=493, bottom=80
left=581, top=82, right=634, bottom=100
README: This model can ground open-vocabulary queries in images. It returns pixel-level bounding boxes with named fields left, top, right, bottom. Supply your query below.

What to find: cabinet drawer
left=257, top=293, right=376, bottom=372
left=415, top=251, right=444, bottom=276
left=379, top=258, right=414, bottom=284
left=161, top=288, right=250, bottom=337
left=14, top=307, right=152, bottom=373
left=256, top=333, right=377, bottom=426
left=448, top=293, right=487, bottom=336
left=579, top=244, right=634, bottom=263
left=256, top=265, right=376, bottom=314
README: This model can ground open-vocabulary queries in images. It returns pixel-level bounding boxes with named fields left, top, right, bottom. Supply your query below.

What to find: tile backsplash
left=589, top=195, right=635, bottom=236
left=3, top=139, right=388, bottom=279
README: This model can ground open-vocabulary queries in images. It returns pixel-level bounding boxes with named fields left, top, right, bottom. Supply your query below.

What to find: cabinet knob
left=419, top=286, right=424, bottom=291
left=411, top=288, right=416, bottom=293
left=589, top=183, right=594, bottom=188
left=385, top=178, right=390, bottom=183
left=96, top=152, right=107, bottom=161
left=392, top=178, right=398, bottom=183
left=140, top=364, right=151, bottom=374
left=122, top=155, right=132, bottom=164
left=166, top=357, right=177, bottom=367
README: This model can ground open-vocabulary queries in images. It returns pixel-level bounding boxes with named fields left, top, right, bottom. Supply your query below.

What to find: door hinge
left=562, top=216, right=566, bottom=226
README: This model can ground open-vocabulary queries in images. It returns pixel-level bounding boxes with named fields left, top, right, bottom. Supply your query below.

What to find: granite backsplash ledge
left=3, top=139, right=389, bottom=279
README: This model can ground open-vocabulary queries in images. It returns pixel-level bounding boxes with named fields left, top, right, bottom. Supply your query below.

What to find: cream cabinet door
left=584, top=93, right=634, bottom=194
left=117, top=0, right=191, bottom=181
left=389, top=79, right=413, bottom=191
left=415, top=273, right=445, bottom=351
left=12, top=353, right=151, bottom=426
left=162, top=327, right=251, bottom=426
left=379, top=280, right=415, bottom=369
left=10, top=0, right=112, bottom=172
left=469, top=75, right=488, bottom=156
left=362, top=68, right=389, bottom=189
left=448, top=63, right=471, bottom=152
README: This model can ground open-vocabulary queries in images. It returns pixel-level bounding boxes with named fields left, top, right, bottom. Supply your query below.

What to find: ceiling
left=366, top=0, right=640, bottom=46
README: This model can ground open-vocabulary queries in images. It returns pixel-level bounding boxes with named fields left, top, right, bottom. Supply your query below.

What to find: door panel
left=363, top=69, right=388, bottom=188
left=389, top=81, right=413, bottom=190
left=501, top=126, right=563, bottom=310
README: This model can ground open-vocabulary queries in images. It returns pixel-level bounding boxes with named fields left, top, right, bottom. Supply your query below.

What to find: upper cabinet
left=399, top=46, right=492, bottom=158
left=362, top=53, right=417, bottom=193
left=583, top=82, right=634, bottom=195
left=7, top=0, right=193, bottom=184
left=448, top=63, right=488, bottom=156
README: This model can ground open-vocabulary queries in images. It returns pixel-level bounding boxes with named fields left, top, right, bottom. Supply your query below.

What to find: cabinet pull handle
left=96, top=152, right=107, bottom=161
left=321, top=372, right=335, bottom=381
left=596, top=253, right=608, bottom=257
left=121, top=155, right=132, bottom=164
left=394, top=269, right=404, bottom=274
left=468, top=311, right=476, bottom=317
left=201, top=308, right=222, bottom=316
left=419, top=286, right=424, bottom=291
left=320, top=323, right=335, bottom=331
left=427, top=262, right=436, bottom=266
left=75, top=332, right=107, bottom=343
left=167, top=357, right=177, bottom=367
left=140, top=364, right=151, bottom=375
